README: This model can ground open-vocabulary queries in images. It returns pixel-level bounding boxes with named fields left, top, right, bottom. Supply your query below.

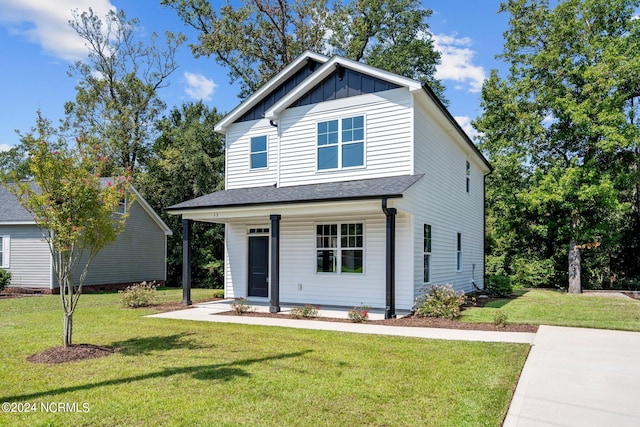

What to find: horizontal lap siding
left=399, top=98, right=485, bottom=297
left=0, top=225, right=50, bottom=289
left=226, top=120, right=279, bottom=189
left=278, top=88, right=413, bottom=186
left=224, top=213, right=414, bottom=310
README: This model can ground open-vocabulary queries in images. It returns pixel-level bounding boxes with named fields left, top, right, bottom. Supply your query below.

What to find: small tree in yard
left=1, top=114, right=133, bottom=347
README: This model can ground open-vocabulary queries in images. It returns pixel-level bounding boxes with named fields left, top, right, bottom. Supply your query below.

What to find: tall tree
left=135, top=102, right=225, bottom=287
left=475, top=0, right=640, bottom=292
left=64, top=8, right=185, bottom=172
left=1, top=114, right=133, bottom=347
left=161, top=0, right=443, bottom=99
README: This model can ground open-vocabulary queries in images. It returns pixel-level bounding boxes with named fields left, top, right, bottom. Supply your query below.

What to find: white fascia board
left=264, top=55, right=423, bottom=121
left=170, top=198, right=400, bottom=222
left=0, top=221, right=36, bottom=225
left=214, top=51, right=329, bottom=133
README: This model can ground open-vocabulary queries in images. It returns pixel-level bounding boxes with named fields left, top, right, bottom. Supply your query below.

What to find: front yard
left=0, top=289, right=528, bottom=426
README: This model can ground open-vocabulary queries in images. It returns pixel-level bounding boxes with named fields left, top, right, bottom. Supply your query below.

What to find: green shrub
left=212, top=289, right=224, bottom=298
left=119, top=281, right=158, bottom=308
left=493, top=310, right=509, bottom=328
left=348, top=305, right=370, bottom=323
left=511, top=257, right=554, bottom=288
left=290, top=304, right=319, bottom=319
left=414, top=284, right=468, bottom=320
left=0, top=268, right=11, bottom=291
left=486, top=274, right=513, bottom=296
left=231, top=297, right=252, bottom=315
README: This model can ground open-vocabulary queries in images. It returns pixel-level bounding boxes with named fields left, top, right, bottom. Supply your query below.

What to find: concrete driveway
left=504, top=325, right=640, bottom=426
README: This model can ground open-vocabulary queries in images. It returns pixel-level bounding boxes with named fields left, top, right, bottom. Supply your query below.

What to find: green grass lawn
left=462, top=289, right=640, bottom=331
left=0, top=289, right=528, bottom=427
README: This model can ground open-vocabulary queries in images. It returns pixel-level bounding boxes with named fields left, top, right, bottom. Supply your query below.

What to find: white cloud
left=0, top=0, right=116, bottom=61
left=0, top=143, right=12, bottom=152
left=184, top=72, right=217, bottom=101
left=433, top=33, right=486, bottom=93
left=454, top=116, right=479, bottom=141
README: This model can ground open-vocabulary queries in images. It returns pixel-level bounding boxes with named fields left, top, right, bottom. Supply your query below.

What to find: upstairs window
left=466, top=160, right=471, bottom=192
left=0, top=235, right=9, bottom=268
left=317, top=115, right=364, bottom=170
left=250, top=135, right=268, bottom=169
left=424, top=225, right=432, bottom=283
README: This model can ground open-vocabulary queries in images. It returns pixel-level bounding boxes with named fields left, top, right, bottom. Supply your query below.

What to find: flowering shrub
left=414, top=284, right=468, bottom=320
left=348, top=305, right=370, bottom=323
left=290, top=304, right=319, bottom=319
left=231, top=297, right=252, bottom=315
left=119, top=281, right=157, bottom=308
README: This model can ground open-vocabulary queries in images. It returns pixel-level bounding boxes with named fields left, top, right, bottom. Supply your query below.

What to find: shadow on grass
left=112, top=333, right=207, bottom=356
left=2, top=350, right=312, bottom=402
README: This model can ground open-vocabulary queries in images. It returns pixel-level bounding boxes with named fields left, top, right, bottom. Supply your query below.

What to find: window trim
left=316, top=115, right=366, bottom=171
left=423, top=224, right=432, bottom=283
left=456, top=232, right=463, bottom=272
left=466, top=160, right=471, bottom=193
left=315, top=222, right=365, bottom=275
left=0, top=235, right=10, bottom=269
left=116, top=197, right=127, bottom=215
left=250, top=135, right=268, bottom=170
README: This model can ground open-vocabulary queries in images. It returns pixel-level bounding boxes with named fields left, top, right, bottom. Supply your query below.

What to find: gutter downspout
left=382, top=198, right=397, bottom=319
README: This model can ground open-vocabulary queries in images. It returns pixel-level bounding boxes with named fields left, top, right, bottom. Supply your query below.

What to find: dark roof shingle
left=167, top=174, right=423, bottom=211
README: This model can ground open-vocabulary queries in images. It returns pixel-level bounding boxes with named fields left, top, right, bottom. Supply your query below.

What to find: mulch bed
left=27, top=344, right=118, bottom=364
left=216, top=310, right=538, bottom=333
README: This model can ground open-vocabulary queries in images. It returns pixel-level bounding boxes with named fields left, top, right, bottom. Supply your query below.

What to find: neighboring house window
left=316, top=223, right=364, bottom=274
left=0, top=235, right=9, bottom=268
left=317, top=116, right=364, bottom=170
left=466, top=160, right=470, bottom=193
left=250, top=135, right=268, bottom=169
left=456, top=232, right=463, bottom=271
left=424, top=224, right=432, bottom=283
left=116, top=198, right=127, bottom=215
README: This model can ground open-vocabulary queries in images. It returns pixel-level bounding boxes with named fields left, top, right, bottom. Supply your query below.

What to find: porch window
left=424, top=224, right=431, bottom=283
left=316, top=223, right=364, bottom=274
left=456, top=232, right=463, bottom=271
left=317, top=115, right=364, bottom=170
left=250, top=135, right=268, bottom=169
left=0, top=235, right=9, bottom=268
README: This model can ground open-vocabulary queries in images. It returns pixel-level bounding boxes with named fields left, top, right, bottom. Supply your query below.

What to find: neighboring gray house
left=0, top=181, right=172, bottom=293
left=167, top=52, right=492, bottom=318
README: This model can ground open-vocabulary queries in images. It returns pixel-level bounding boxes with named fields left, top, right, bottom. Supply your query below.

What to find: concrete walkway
left=149, top=303, right=640, bottom=426
left=504, top=325, right=640, bottom=426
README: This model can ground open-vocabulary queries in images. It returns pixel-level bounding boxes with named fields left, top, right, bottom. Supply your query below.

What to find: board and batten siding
left=54, top=200, right=167, bottom=288
left=396, top=95, right=486, bottom=298
left=0, top=225, right=51, bottom=289
left=225, top=119, right=279, bottom=190
left=223, top=212, right=414, bottom=310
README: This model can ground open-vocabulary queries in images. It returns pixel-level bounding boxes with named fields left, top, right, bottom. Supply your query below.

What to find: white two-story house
left=167, top=52, right=492, bottom=318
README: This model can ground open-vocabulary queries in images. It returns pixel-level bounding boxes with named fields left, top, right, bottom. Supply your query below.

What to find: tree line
left=2, top=0, right=638, bottom=292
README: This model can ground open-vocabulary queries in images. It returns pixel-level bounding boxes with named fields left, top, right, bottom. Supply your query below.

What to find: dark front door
left=248, top=236, right=269, bottom=297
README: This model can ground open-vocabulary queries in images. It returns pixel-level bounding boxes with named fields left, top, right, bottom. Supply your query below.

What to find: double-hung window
left=466, top=160, right=471, bottom=192
left=317, top=116, right=364, bottom=170
left=316, top=223, right=363, bottom=274
left=456, top=232, right=463, bottom=271
left=424, top=225, right=432, bottom=283
left=250, top=135, right=268, bottom=169
left=0, top=235, right=9, bottom=268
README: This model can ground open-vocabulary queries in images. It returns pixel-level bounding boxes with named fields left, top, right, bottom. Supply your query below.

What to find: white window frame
left=0, top=235, right=10, bottom=268
left=466, top=160, right=471, bottom=193
left=315, top=223, right=365, bottom=274
left=423, top=224, right=431, bottom=283
left=250, top=135, right=268, bottom=170
left=456, top=232, right=463, bottom=272
left=116, top=197, right=127, bottom=215
left=316, top=115, right=366, bottom=171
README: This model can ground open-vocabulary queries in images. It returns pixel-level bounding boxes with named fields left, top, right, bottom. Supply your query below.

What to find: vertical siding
left=61, top=201, right=168, bottom=287
left=0, top=225, right=51, bottom=289
left=396, top=97, right=486, bottom=298
left=226, top=119, right=279, bottom=189
left=223, top=212, right=414, bottom=310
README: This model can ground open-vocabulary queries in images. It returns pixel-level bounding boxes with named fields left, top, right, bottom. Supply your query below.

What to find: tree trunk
left=568, top=239, right=582, bottom=294
left=63, top=312, right=73, bottom=347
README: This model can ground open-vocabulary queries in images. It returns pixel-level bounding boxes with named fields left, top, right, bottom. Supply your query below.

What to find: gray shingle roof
left=166, top=174, right=423, bottom=211
left=0, top=184, right=36, bottom=222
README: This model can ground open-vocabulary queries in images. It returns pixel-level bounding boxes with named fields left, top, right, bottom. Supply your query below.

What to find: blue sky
left=0, top=0, right=510, bottom=152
